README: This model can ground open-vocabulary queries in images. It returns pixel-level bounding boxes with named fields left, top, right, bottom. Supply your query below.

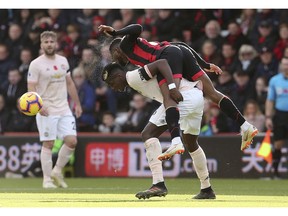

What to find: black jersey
left=120, top=36, right=170, bottom=67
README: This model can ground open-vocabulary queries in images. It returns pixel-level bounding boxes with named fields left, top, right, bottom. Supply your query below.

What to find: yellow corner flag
left=256, top=129, right=272, bottom=164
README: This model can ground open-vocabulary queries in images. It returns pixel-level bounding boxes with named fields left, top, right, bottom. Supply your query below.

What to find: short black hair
left=102, top=62, right=124, bottom=82
left=109, top=37, right=122, bottom=53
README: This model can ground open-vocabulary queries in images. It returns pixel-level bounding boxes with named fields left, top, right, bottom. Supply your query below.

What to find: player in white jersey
left=102, top=59, right=216, bottom=199
left=27, top=31, right=82, bottom=189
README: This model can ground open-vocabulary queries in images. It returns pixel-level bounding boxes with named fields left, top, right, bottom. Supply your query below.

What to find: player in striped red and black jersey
left=99, top=23, right=258, bottom=152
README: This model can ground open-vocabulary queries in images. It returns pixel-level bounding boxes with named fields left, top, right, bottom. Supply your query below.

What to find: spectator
left=237, top=9, right=257, bottom=43
left=119, top=9, right=137, bottom=27
left=5, top=97, right=37, bottom=132
left=72, top=9, right=96, bottom=41
left=4, top=23, right=23, bottom=63
left=60, top=24, right=84, bottom=70
left=254, top=45, right=279, bottom=83
left=18, top=48, right=33, bottom=80
left=0, top=43, right=17, bottom=86
left=215, top=67, right=235, bottom=98
left=200, top=39, right=222, bottom=83
left=154, top=9, right=180, bottom=41
left=0, top=94, right=10, bottom=134
left=250, top=76, right=268, bottom=114
left=235, top=44, right=260, bottom=79
left=121, top=93, right=154, bottom=133
left=273, top=23, right=288, bottom=61
left=71, top=67, right=96, bottom=132
left=243, top=99, right=266, bottom=132
left=13, top=9, right=34, bottom=39
left=22, top=26, right=42, bottom=59
left=251, top=19, right=278, bottom=52
left=224, top=20, right=250, bottom=50
left=1, top=68, right=27, bottom=111
left=193, top=19, right=224, bottom=52
left=97, top=111, right=122, bottom=133
left=208, top=103, right=231, bottom=134
left=230, top=70, right=253, bottom=114
left=219, top=42, right=238, bottom=72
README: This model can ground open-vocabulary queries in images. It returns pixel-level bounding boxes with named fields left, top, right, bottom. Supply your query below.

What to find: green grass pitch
left=0, top=177, right=287, bottom=209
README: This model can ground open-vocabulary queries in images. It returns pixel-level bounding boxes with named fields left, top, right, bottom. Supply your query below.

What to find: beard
left=44, top=48, right=56, bottom=56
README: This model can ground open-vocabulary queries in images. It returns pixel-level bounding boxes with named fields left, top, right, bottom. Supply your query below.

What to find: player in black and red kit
left=99, top=23, right=259, bottom=155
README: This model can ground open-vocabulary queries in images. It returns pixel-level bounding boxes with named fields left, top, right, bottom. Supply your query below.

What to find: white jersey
left=126, top=66, right=204, bottom=135
left=27, top=54, right=72, bottom=116
left=126, top=67, right=200, bottom=103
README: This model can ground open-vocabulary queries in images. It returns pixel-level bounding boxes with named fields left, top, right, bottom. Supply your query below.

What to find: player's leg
left=136, top=117, right=169, bottom=199
left=198, top=73, right=258, bottom=150
left=182, top=133, right=215, bottom=199
left=51, top=115, right=77, bottom=188
left=36, top=114, right=58, bottom=188
left=271, top=112, right=288, bottom=179
left=157, top=46, right=185, bottom=156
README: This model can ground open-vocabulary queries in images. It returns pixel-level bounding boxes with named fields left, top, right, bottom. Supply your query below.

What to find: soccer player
left=102, top=59, right=216, bottom=199
left=99, top=24, right=259, bottom=155
left=265, top=57, right=288, bottom=179
left=27, top=31, right=83, bottom=188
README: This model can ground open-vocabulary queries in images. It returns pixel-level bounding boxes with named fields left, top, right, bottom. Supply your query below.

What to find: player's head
left=109, top=37, right=129, bottom=66
left=102, top=62, right=128, bottom=92
left=40, top=31, right=57, bottom=56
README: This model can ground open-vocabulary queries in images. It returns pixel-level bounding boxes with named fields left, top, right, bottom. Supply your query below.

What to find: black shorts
left=157, top=45, right=183, bottom=85
left=177, top=44, right=204, bottom=81
left=273, top=110, right=288, bottom=141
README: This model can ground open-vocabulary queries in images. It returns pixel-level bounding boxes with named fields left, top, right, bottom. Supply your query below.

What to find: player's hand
left=169, top=89, right=183, bottom=103
left=39, top=106, right=49, bottom=117
left=204, top=64, right=222, bottom=75
left=74, top=105, right=83, bottom=118
left=98, top=25, right=115, bottom=37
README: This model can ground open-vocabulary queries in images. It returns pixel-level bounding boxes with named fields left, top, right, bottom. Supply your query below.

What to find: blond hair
left=40, top=31, right=57, bottom=42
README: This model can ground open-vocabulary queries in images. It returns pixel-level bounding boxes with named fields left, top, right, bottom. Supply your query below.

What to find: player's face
left=106, top=72, right=127, bottom=92
left=41, top=36, right=57, bottom=56
left=112, top=48, right=129, bottom=66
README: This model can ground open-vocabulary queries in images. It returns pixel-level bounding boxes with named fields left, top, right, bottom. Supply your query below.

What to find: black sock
left=272, top=149, right=282, bottom=176
left=165, top=107, right=181, bottom=139
left=219, top=97, right=245, bottom=126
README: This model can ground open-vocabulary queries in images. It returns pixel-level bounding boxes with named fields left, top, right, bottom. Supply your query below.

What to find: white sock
left=41, top=146, right=53, bottom=182
left=240, top=121, right=251, bottom=131
left=144, top=138, right=164, bottom=185
left=189, top=147, right=211, bottom=189
left=53, top=144, right=74, bottom=174
left=171, top=137, right=182, bottom=146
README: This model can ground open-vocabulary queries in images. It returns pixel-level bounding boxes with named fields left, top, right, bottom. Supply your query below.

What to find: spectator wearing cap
left=254, top=45, right=279, bottom=83
left=251, top=19, right=278, bottom=51
left=18, top=47, right=33, bottom=80
left=230, top=70, right=253, bottom=114
left=273, top=23, right=288, bottom=61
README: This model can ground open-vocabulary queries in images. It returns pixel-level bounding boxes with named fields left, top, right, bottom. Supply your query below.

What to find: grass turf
left=0, top=177, right=288, bottom=208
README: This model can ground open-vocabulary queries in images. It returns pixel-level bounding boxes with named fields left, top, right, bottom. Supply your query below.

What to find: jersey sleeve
left=267, top=77, right=276, bottom=101
left=27, top=61, right=39, bottom=83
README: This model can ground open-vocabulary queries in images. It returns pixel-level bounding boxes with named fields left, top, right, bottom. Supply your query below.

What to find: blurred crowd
left=0, top=9, right=287, bottom=135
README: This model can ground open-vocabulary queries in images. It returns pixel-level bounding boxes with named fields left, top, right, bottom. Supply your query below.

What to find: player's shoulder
left=55, top=54, right=68, bottom=61
left=269, top=73, right=282, bottom=84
